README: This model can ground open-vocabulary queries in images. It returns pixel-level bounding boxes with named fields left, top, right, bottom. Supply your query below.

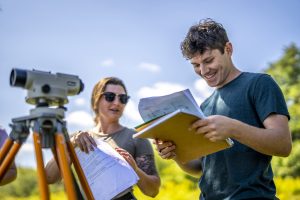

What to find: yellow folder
left=133, top=109, right=233, bottom=163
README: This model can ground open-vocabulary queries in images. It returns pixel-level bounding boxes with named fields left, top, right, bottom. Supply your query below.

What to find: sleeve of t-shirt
left=252, top=74, right=290, bottom=122
left=134, top=138, right=154, bottom=158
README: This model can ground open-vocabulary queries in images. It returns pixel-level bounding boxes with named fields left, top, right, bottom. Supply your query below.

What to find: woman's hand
left=115, top=147, right=138, bottom=171
left=70, top=131, right=97, bottom=153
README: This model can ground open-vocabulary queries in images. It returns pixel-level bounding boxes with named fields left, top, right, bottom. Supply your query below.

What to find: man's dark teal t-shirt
left=199, top=72, right=289, bottom=200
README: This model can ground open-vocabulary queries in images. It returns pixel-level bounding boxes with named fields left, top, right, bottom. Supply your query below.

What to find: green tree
left=0, top=167, right=64, bottom=200
left=272, top=141, right=300, bottom=178
left=0, top=167, right=38, bottom=199
left=265, top=43, right=300, bottom=177
left=265, top=43, right=300, bottom=139
left=134, top=152, right=200, bottom=199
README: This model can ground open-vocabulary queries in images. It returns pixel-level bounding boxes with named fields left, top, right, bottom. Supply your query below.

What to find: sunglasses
left=101, top=92, right=130, bottom=104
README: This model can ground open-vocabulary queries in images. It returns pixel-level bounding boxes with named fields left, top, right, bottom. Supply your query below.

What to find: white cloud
left=123, top=83, right=187, bottom=127
left=101, top=58, right=114, bottom=67
left=123, top=100, right=142, bottom=122
left=135, top=80, right=213, bottom=109
left=137, top=82, right=186, bottom=98
left=15, top=152, right=36, bottom=168
left=193, top=79, right=214, bottom=102
left=74, top=97, right=87, bottom=106
left=66, top=110, right=94, bottom=129
left=13, top=137, right=60, bottom=168
left=138, top=62, right=161, bottom=73
left=21, top=142, right=34, bottom=153
left=121, top=81, right=211, bottom=128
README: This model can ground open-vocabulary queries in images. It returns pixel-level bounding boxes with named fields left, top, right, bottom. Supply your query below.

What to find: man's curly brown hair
left=180, top=18, right=229, bottom=60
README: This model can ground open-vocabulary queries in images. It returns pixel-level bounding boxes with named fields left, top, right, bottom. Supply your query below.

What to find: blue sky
left=1, top=0, right=300, bottom=167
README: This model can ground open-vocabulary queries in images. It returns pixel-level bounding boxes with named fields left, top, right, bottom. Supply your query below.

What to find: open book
left=133, top=89, right=233, bottom=163
left=75, top=139, right=139, bottom=200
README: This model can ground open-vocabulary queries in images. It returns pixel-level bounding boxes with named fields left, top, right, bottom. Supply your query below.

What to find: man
left=155, top=19, right=292, bottom=199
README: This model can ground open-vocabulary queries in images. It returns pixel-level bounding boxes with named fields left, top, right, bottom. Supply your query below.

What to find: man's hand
left=191, top=115, right=233, bottom=142
left=153, top=139, right=176, bottom=159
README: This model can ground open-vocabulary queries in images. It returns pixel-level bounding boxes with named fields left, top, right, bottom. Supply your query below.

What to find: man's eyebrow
left=203, top=55, right=213, bottom=62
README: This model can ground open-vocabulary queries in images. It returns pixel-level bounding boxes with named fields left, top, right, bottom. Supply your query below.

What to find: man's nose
left=199, top=64, right=209, bottom=75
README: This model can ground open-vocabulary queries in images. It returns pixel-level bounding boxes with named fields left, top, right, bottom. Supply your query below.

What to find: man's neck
left=216, top=67, right=241, bottom=89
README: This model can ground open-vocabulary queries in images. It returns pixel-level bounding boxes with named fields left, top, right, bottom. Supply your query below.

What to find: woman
left=45, top=77, right=161, bottom=199
left=0, top=127, right=17, bottom=186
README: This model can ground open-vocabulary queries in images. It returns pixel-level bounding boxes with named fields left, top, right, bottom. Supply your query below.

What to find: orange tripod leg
left=0, top=138, right=14, bottom=164
left=33, top=132, right=50, bottom=200
left=55, top=134, right=78, bottom=200
left=67, top=141, right=94, bottom=200
left=0, top=141, right=21, bottom=181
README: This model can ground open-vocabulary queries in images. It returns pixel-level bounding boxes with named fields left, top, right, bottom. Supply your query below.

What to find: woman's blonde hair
left=91, top=77, right=128, bottom=124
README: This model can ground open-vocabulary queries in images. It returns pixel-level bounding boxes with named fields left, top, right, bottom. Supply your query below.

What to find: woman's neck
left=95, top=121, right=123, bottom=135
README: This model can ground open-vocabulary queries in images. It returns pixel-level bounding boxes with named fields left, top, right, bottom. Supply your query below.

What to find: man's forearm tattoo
left=136, top=155, right=158, bottom=176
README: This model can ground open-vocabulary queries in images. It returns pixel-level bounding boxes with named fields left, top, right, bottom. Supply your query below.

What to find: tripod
left=0, top=106, right=94, bottom=200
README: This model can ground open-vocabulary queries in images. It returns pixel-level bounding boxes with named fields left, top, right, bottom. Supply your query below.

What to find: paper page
left=138, top=89, right=205, bottom=122
left=75, top=140, right=139, bottom=200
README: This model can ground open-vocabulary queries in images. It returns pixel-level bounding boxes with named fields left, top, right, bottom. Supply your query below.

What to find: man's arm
left=173, top=158, right=202, bottom=177
left=232, top=114, right=292, bottom=157
left=192, top=113, right=292, bottom=157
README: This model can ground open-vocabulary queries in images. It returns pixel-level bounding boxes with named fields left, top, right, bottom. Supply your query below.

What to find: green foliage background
left=1, top=44, right=300, bottom=199
left=266, top=43, right=300, bottom=178
left=1, top=164, right=300, bottom=200
left=265, top=43, right=300, bottom=140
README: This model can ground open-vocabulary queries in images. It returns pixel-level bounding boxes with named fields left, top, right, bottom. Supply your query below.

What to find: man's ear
left=224, top=42, right=233, bottom=55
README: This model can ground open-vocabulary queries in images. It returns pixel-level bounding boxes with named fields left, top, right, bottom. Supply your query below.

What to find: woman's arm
left=115, top=148, right=161, bottom=197
left=134, top=155, right=161, bottom=197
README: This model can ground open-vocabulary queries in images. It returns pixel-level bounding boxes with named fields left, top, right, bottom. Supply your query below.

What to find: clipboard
left=134, top=109, right=233, bottom=163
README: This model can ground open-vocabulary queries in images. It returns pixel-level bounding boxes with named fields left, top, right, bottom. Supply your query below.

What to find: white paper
left=75, top=139, right=139, bottom=200
left=138, top=89, right=205, bottom=122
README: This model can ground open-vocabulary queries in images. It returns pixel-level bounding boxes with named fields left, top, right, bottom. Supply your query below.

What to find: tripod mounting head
left=11, top=106, right=68, bottom=148
left=10, top=68, right=84, bottom=106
